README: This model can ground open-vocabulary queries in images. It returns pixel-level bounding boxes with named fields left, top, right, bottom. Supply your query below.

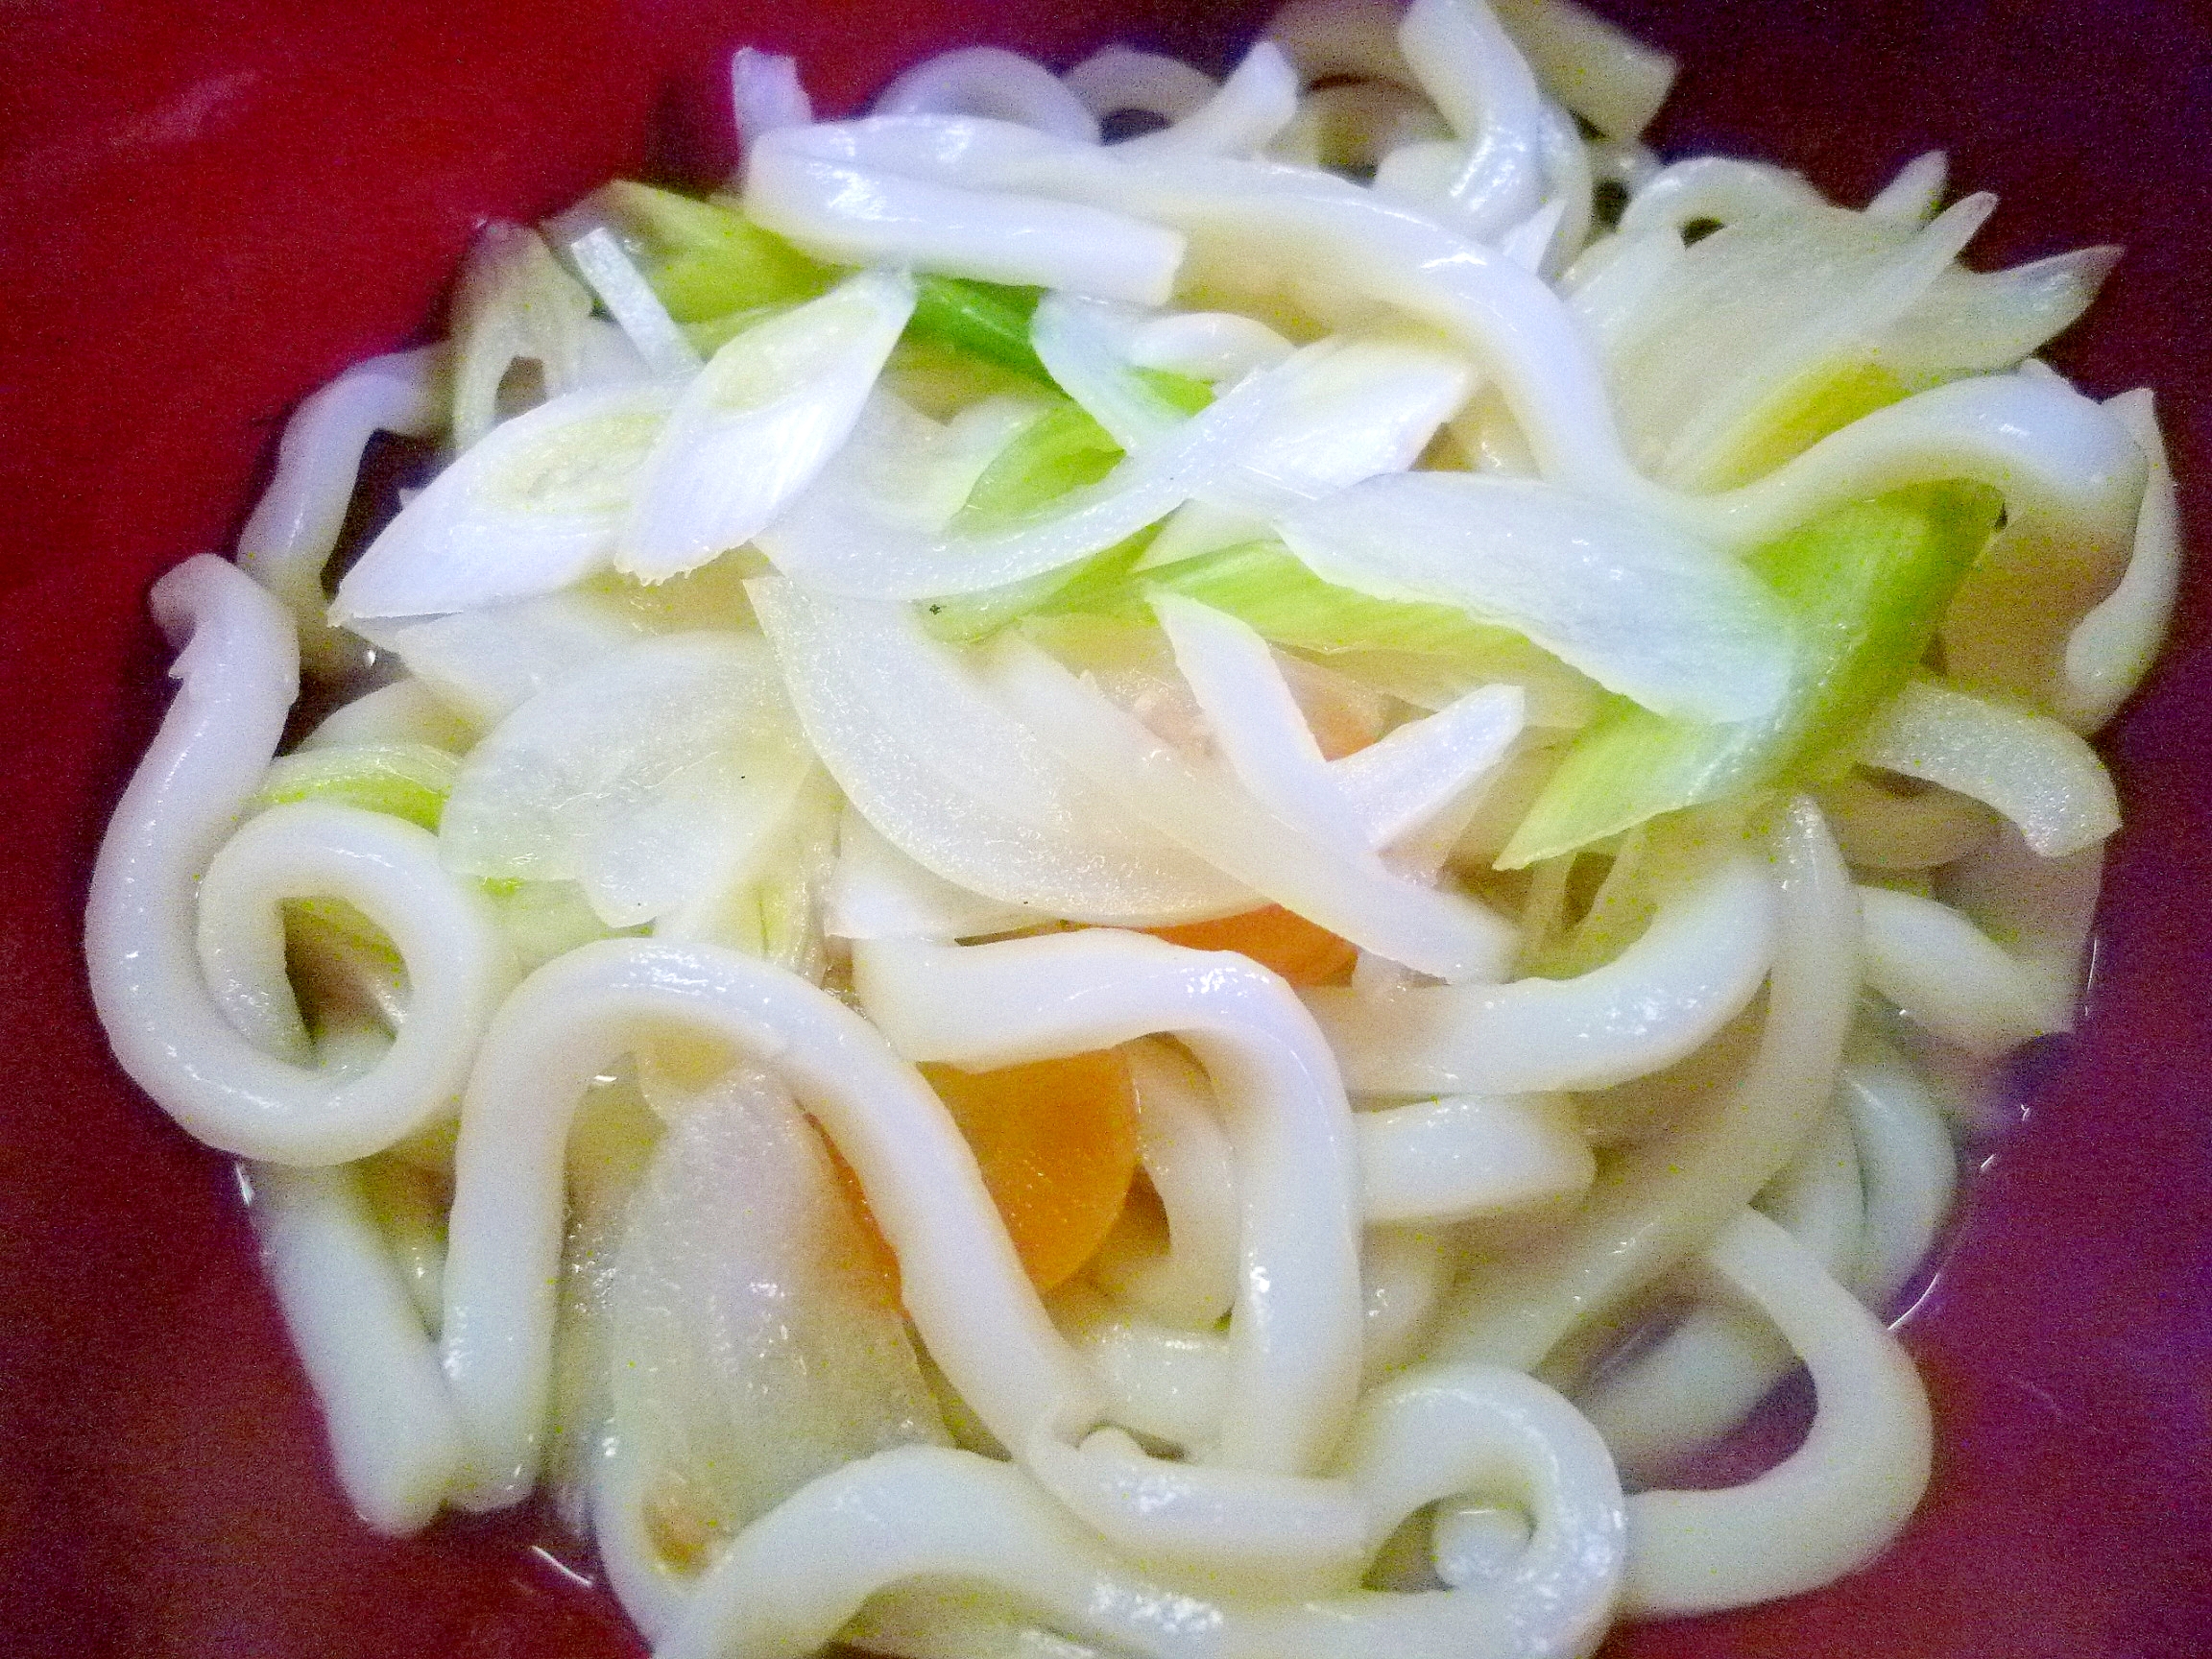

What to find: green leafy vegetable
left=254, top=743, right=461, bottom=831
left=1499, top=480, right=2003, bottom=868
left=907, top=276, right=1050, bottom=381
left=594, top=181, right=831, bottom=321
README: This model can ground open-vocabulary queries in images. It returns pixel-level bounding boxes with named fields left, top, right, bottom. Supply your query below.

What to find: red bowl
left=2, top=2, right=2206, bottom=1655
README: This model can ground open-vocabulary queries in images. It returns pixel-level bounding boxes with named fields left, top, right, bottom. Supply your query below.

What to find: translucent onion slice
left=606, top=1059, right=948, bottom=1574
left=622, top=269, right=915, bottom=581
left=1856, top=677, right=2119, bottom=858
left=1278, top=472, right=1792, bottom=723
left=440, top=632, right=813, bottom=927
left=368, top=588, right=652, bottom=730
left=1331, top=681, right=1527, bottom=850
left=332, top=382, right=677, bottom=622
left=748, top=577, right=1252, bottom=925
left=984, top=635, right=1517, bottom=981
left=1028, top=292, right=1190, bottom=451
left=823, top=806, right=1038, bottom=942
left=562, top=224, right=704, bottom=378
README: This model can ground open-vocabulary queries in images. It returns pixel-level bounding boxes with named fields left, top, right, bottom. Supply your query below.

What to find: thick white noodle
left=742, top=120, right=1185, bottom=304
left=2064, top=388, right=2179, bottom=729
left=1433, top=798, right=1859, bottom=1372
left=657, top=1364, right=1623, bottom=1659
left=1089, top=1040, right=1243, bottom=1329
left=1859, top=884, right=2069, bottom=1056
left=1307, top=850, right=1777, bottom=1094
left=1621, top=1208, right=1932, bottom=1617
left=1837, top=1029, right=1958, bottom=1309
left=1063, top=45, right=1218, bottom=125
left=1615, top=156, right=1822, bottom=237
left=234, top=345, right=444, bottom=677
left=876, top=48, right=1103, bottom=144
left=731, top=48, right=812, bottom=149
left=439, top=939, right=1099, bottom=1510
left=1379, top=0, right=1548, bottom=238
left=250, top=1162, right=464, bottom=1533
left=1358, top=1092, right=1594, bottom=1225
left=84, top=558, right=515, bottom=1166
left=1579, top=1106, right=1865, bottom=1482
left=1114, top=43, right=1302, bottom=161
left=854, top=930, right=1369, bottom=1573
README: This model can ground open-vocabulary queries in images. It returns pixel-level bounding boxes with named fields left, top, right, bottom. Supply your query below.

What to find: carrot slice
left=826, top=1049, right=1141, bottom=1295
left=1145, top=904, right=1359, bottom=985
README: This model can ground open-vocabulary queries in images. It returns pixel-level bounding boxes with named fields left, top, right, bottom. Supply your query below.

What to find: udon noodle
left=85, top=1, right=2174, bottom=1653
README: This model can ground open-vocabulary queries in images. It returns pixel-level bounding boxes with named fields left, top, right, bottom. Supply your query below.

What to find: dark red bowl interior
left=3, top=2, right=2207, bottom=1655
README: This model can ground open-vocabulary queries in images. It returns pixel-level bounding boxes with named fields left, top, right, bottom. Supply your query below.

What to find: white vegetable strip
left=1155, top=593, right=1374, bottom=858
left=1307, top=850, right=1777, bottom=1094
left=751, top=580, right=1251, bottom=924
left=1279, top=472, right=1792, bottom=723
left=438, top=939, right=1103, bottom=1509
left=1200, top=334, right=1478, bottom=519
left=1357, top=1092, right=1594, bottom=1225
left=448, top=223, right=594, bottom=454
left=1858, top=885, right=2068, bottom=1056
left=331, top=382, right=677, bottom=621
left=565, top=225, right=703, bottom=378
left=742, top=119, right=1184, bottom=303
left=1490, top=0, right=1675, bottom=141
left=1029, top=293, right=1189, bottom=451
left=370, top=588, right=651, bottom=730
left=875, top=47, right=1102, bottom=143
left=1864, top=150, right=1948, bottom=224
left=235, top=345, right=445, bottom=674
left=731, top=47, right=812, bottom=148
left=1882, top=245, right=2118, bottom=384
left=1857, top=677, right=2119, bottom=857
left=854, top=929, right=1364, bottom=1482
left=1063, top=45, right=1217, bottom=125
left=1330, top=682, right=1527, bottom=852
left=85, top=559, right=517, bottom=1166
left=440, top=633, right=812, bottom=929
left=2063, top=388, right=2179, bottom=729
left=987, top=637, right=1518, bottom=981
left=754, top=366, right=1269, bottom=599
left=251, top=1163, right=465, bottom=1534
left=823, top=806, right=1036, bottom=942
left=300, top=678, right=475, bottom=754
left=1622, top=1208, right=1932, bottom=1617
left=1129, top=310, right=1295, bottom=379
left=622, top=269, right=915, bottom=580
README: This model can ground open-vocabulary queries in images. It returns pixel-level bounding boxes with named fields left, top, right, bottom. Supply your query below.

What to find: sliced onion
left=448, top=222, right=595, bottom=454
left=332, top=382, right=677, bottom=622
left=748, top=578, right=1251, bottom=924
left=1331, top=681, right=1527, bottom=850
left=562, top=225, right=703, bottom=379
left=368, top=588, right=653, bottom=730
left=984, top=635, right=1518, bottom=981
left=823, top=806, right=1038, bottom=942
left=1491, top=0, right=1676, bottom=142
left=623, top=269, right=915, bottom=581
left=440, top=632, right=813, bottom=927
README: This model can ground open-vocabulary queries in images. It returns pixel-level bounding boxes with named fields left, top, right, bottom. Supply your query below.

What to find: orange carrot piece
left=1145, top=904, right=1359, bottom=985
left=826, top=1049, right=1142, bottom=1296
